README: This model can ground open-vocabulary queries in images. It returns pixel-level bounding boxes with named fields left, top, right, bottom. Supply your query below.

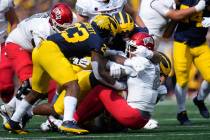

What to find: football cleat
left=3, top=120, right=29, bottom=134
left=193, top=97, right=210, bottom=118
left=59, top=120, right=89, bottom=134
left=0, top=104, right=14, bottom=124
left=177, top=111, right=192, bottom=125
left=143, top=119, right=159, bottom=129
left=40, top=116, right=62, bottom=132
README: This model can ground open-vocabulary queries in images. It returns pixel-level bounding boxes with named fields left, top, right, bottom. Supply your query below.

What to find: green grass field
left=0, top=99, right=210, bottom=140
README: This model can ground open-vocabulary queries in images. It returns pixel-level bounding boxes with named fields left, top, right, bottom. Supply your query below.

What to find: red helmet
left=126, top=32, right=155, bottom=57
left=129, top=32, right=154, bottom=50
left=50, top=3, right=73, bottom=32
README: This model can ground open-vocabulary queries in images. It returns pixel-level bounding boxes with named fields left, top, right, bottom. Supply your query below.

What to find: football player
left=3, top=14, right=121, bottom=134
left=173, top=0, right=210, bottom=125
left=0, top=2, right=76, bottom=126
left=139, top=0, right=206, bottom=49
left=75, top=0, right=147, bottom=31
left=73, top=32, right=171, bottom=130
left=0, top=0, right=19, bottom=102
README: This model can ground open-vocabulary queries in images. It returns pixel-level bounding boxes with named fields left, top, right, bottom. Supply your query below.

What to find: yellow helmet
left=91, top=14, right=120, bottom=38
left=113, top=11, right=135, bottom=35
left=158, top=52, right=171, bottom=77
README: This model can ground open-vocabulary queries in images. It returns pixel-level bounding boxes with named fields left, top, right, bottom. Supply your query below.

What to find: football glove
left=71, top=57, right=91, bottom=68
left=202, top=17, right=210, bottom=28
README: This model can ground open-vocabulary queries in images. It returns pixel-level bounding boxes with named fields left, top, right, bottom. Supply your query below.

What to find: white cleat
left=143, top=119, right=159, bottom=130
left=40, top=116, right=62, bottom=132
left=0, top=104, right=14, bottom=124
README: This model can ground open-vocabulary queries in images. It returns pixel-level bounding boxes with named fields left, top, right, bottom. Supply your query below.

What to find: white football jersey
left=0, top=0, right=14, bottom=44
left=6, top=12, right=56, bottom=51
left=139, top=0, right=176, bottom=39
left=6, top=12, right=77, bottom=51
left=76, top=0, right=127, bottom=20
left=125, top=56, right=160, bottom=113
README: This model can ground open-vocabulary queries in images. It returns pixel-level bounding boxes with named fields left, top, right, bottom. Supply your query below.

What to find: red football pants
left=0, top=42, right=56, bottom=103
left=74, top=85, right=149, bottom=129
left=0, top=44, right=14, bottom=102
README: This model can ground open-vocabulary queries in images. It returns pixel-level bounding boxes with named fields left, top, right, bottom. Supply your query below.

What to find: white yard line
left=1, top=132, right=210, bottom=140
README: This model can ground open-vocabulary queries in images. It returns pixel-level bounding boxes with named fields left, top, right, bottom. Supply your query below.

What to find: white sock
left=63, top=96, right=77, bottom=122
left=11, top=99, right=32, bottom=122
left=15, top=98, right=22, bottom=110
left=26, top=106, right=33, bottom=117
left=197, top=80, right=210, bottom=101
left=6, top=97, right=16, bottom=108
left=175, top=84, right=187, bottom=113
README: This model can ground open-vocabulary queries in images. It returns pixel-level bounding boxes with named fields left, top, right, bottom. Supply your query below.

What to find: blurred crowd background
left=12, top=0, right=210, bottom=100
left=13, top=0, right=76, bottom=20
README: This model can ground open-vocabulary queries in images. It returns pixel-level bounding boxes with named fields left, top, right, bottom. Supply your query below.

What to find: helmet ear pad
left=50, top=3, right=73, bottom=32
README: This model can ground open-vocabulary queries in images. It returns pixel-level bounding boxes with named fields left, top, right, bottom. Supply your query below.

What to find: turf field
left=0, top=98, right=210, bottom=140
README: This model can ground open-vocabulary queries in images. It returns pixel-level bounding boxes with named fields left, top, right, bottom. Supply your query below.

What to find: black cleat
left=3, top=120, right=29, bottom=134
left=177, top=111, right=192, bottom=125
left=193, top=97, right=209, bottom=118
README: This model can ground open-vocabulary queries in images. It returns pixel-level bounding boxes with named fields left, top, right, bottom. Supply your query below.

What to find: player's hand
left=194, top=0, right=206, bottom=12
left=202, top=17, right=210, bottom=27
left=71, top=57, right=91, bottom=68
left=110, top=62, right=124, bottom=79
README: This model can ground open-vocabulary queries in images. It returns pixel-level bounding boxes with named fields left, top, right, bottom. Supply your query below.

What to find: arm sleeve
left=75, top=0, right=89, bottom=16
left=150, top=0, right=173, bottom=17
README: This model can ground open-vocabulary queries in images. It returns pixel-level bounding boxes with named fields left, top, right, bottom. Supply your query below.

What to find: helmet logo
left=53, top=7, right=62, bottom=20
left=143, top=37, right=154, bottom=46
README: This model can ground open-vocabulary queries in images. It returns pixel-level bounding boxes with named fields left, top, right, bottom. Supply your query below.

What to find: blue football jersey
left=47, top=22, right=107, bottom=58
left=174, top=0, right=210, bottom=47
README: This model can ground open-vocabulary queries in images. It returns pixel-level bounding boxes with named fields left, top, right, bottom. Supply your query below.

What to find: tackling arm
left=151, top=0, right=206, bottom=21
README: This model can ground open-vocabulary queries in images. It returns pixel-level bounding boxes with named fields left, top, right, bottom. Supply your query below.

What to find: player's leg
left=36, top=41, right=88, bottom=134
left=0, top=45, right=15, bottom=124
left=3, top=44, right=51, bottom=134
left=173, top=41, right=192, bottom=125
left=1, top=43, right=33, bottom=124
left=98, top=85, right=150, bottom=129
left=73, top=85, right=105, bottom=123
left=192, top=43, right=210, bottom=118
left=0, top=45, right=15, bottom=103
